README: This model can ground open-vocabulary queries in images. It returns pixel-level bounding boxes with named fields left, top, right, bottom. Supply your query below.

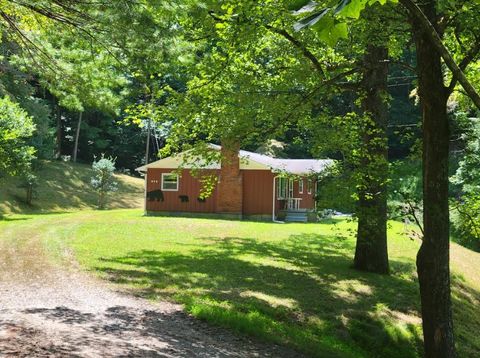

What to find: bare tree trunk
left=73, top=111, right=82, bottom=163
left=411, top=0, right=456, bottom=356
left=26, top=185, right=33, bottom=206
left=354, top=7, right=389, bottom=274
left=145, top=118, right=151, bottom=165
left=55, top=103, right=62, bottom=159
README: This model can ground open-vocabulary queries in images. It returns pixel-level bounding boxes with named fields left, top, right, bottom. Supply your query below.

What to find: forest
left=0, top=1, right=479, bottom=357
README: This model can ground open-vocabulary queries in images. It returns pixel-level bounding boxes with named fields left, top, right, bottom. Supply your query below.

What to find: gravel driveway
left=0, top=216, right=302, bottom=357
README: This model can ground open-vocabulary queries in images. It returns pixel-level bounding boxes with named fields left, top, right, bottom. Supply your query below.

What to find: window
left=277, top=177, right=288, bottom=199
left=162, top=173, right=179, bottom=191
left=307, top=180, right=313, bottom=194
left=298, top=179, right=304, bottom=194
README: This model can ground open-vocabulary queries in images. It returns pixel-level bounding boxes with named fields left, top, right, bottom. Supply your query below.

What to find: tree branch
left=277, top=68, right=359, bottom=123
left=264, top=24, right=326, bottom=78
left=447, top=36, right=480, bottom=93
left=399, top=0, right=480, bottom=109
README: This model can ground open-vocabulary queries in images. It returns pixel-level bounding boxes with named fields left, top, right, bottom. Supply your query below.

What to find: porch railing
left=286, top=198, right=302, bottom=210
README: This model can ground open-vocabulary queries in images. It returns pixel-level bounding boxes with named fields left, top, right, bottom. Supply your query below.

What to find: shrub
left=452, top=193, right=480, bottom=252
left=18, top=172, right=38, bottom=205
left=90, top=155, right=118, bottom=209
left=0, top=96, right=36, bottom=177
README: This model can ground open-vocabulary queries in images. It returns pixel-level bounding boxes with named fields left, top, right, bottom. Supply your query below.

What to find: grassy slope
left=0, top=161, right=144, bottom=214
left=18, top=210, right=476, bottom=358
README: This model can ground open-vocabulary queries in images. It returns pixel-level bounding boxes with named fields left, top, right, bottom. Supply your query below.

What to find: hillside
left=0, top=161, right=144, bottom=214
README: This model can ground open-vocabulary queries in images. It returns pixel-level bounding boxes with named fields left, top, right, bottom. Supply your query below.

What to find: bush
left=18, top=172, right=38, bottom=205
left=316, top=162, right=356, bottom=214
left=452, top=193, right=480, bottom=252
left=0, top=96, right=36, bottom=177
left=90, top=155, right=118, bottom=209
left=388, top=160, right=422, bottom=220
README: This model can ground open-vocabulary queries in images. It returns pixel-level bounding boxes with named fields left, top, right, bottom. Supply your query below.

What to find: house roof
left=136, top=144, right=333, bottom=175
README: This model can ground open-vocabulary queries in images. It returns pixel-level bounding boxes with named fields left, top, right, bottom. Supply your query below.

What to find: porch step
left=285, top=211, right=308, bottom=223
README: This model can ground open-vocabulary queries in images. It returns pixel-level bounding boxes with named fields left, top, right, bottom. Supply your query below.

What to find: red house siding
left=146, top=168, right=218, bottom=213
left=242, top=170, right=275, bottom=215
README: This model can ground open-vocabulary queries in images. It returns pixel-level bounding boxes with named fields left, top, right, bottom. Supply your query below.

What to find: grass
left=0, top=160, right=144, bottom=214
left=6, top=209, right=476, bottom=358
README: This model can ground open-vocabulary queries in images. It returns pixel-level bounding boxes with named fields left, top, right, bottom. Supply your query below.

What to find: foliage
left=0, top=37, right=55, bottom=160
left=452, top=117, right=480, bottom=194
left=451, top=194, right=480, bottom=252
left=388, top=160, right=422, bottom=218
left=451, top=116, right=480, bottom=251
left=90, top=155, right=118, bottom=209
left=0, top=96, right=36, bottom=177
left=316, top=161, right=357, bottom=213
left=18, top=171, right=38, bottom=206
left=255, top=139, right=288, bottom=158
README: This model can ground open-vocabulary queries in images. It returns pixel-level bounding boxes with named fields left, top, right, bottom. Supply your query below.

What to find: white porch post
left=272, top=176, right=276, bottom=222
left=144, top=171, right=148, bottom=214
left=272, top=176, right=284, bottom=223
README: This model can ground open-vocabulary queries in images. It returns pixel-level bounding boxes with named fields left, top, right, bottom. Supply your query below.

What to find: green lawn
left=8, top=209, right=474, bottom=358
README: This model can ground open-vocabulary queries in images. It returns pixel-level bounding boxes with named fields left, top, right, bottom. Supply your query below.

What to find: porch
left=272, top=176, right=318, bottom=222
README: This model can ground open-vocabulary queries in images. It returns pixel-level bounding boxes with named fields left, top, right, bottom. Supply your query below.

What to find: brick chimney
left=216, top=141, right=243, bottom=216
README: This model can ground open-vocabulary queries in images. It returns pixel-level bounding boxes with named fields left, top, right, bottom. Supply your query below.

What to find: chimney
left=216, top=140, right=243, bottom=216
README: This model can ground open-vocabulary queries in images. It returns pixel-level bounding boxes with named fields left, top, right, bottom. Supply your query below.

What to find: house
left=136, top=144, right=333, bottom=222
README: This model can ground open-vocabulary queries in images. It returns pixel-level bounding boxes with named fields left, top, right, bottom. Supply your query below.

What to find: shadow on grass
left=1, top=305, right=293, bottom=357
left=0, top=216, right=31, bottom=222
left=95, top=233, right=427, bottom=357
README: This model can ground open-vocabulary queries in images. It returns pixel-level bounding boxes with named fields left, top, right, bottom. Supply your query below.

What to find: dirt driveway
left=0, top=215, right=302, bottom=357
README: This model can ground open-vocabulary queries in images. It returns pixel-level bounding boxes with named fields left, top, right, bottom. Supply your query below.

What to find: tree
left=296, top=0, right=394, bottom=273
left=400, top=0, right=480, bottom=355
left=352, top=4, right=391, bottom=274
left=412, top=7, right=454, bottom=349
left=294, top=0, right=480, bottom=355
left=19, top=171, right=38, bottom=206
left=0, top=96, right=36, bottom=177
left=90, top=155, right=118, bottom=210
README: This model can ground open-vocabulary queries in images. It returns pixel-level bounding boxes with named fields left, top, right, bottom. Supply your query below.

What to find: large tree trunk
left=353, top=8, right=390, bottom=274
left=72, top=111, right=82, bottom=163
left=412, top=0, right=456, bottom=356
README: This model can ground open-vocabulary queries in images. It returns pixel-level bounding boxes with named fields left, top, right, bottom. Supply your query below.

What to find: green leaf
left=336, top=0, right=368, bottom=19
left=331, top=22, right=348, bottom=41
left=294, top=8, right=330, bottom=32
left=334, top=0, right=353, bottom=14
left=316, top=19, right=348, bottom=46
left=287, top=0, right=312, bottom=11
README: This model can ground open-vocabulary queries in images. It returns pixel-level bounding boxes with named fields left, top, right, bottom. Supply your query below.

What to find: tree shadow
left=0, top=305, right=298, bottom=357
left=94, top=233, right=427, bottom=357
left=0, top=216, right=31, bottom=222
